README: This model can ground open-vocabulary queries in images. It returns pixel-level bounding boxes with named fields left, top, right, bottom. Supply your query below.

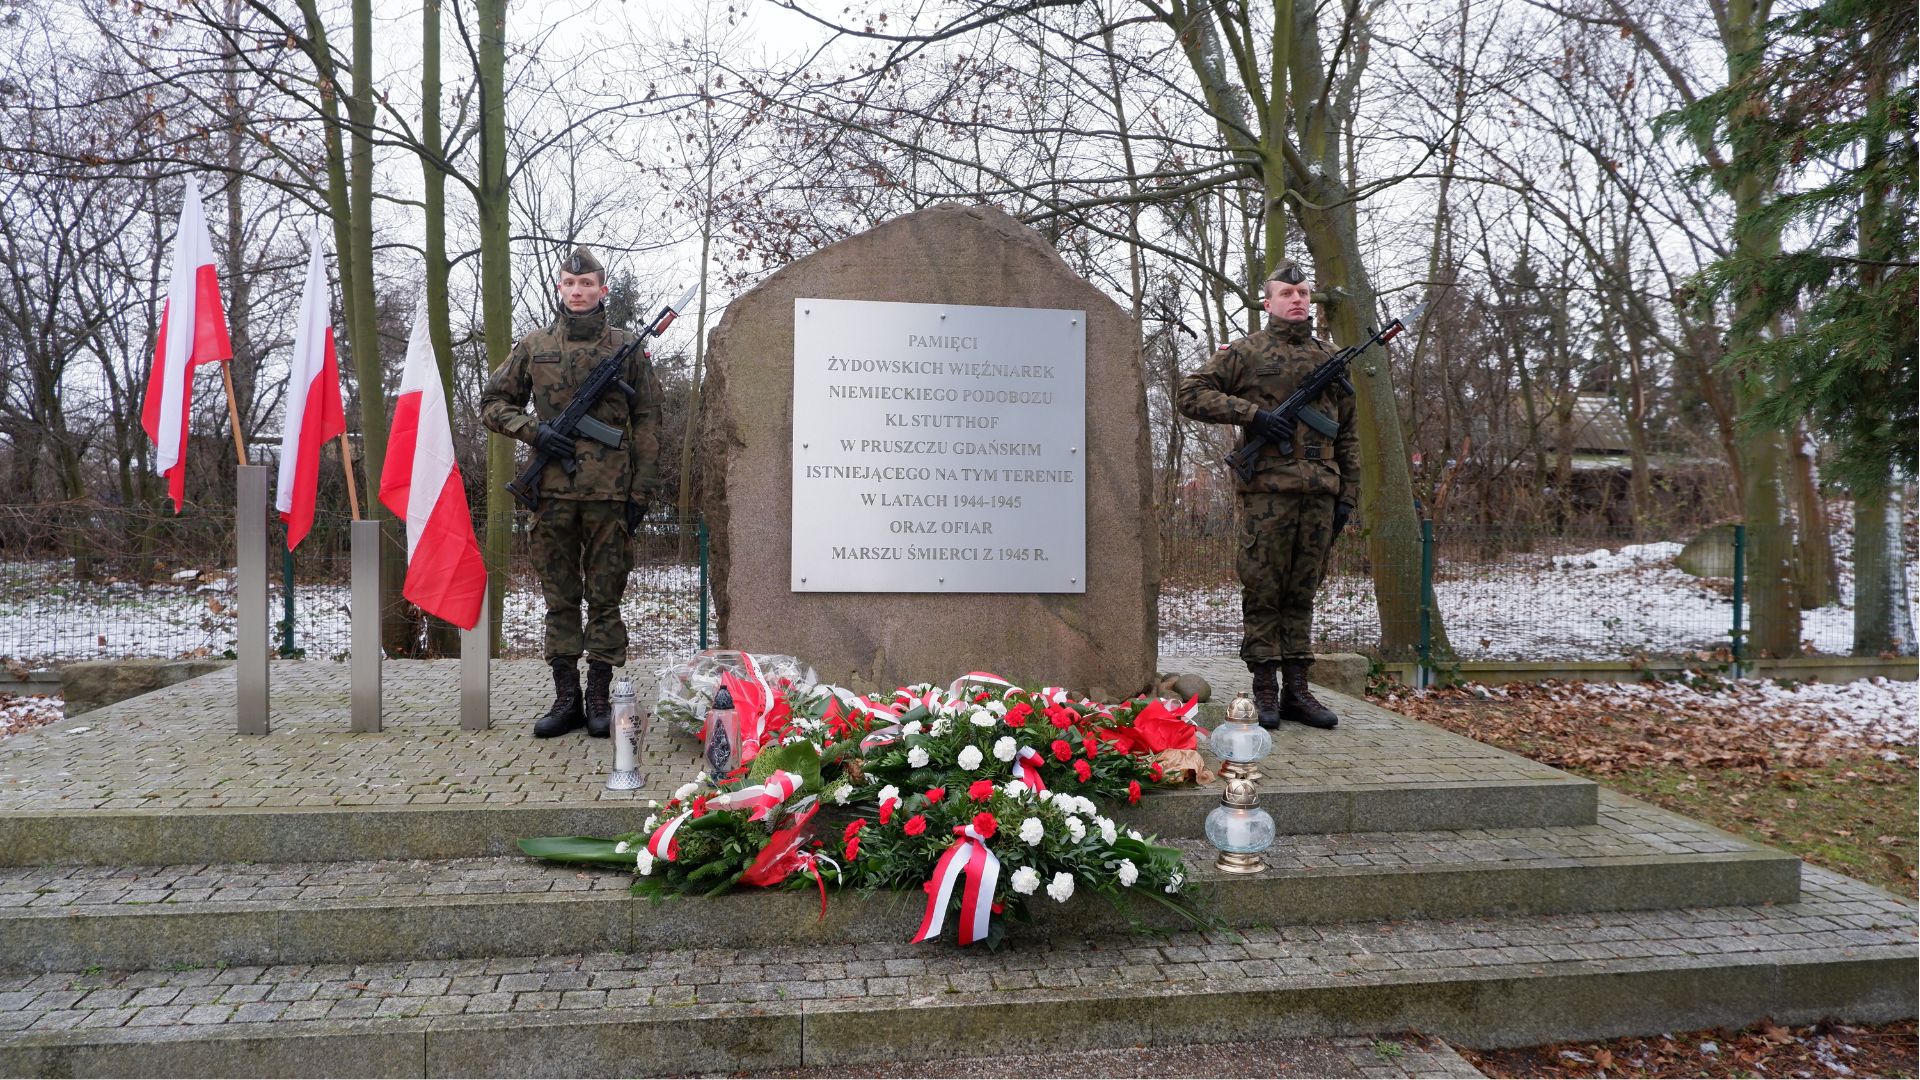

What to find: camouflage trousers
left=531, top=498, right=633, bottom=666
left=1236, top=491, right=1337, bottom=663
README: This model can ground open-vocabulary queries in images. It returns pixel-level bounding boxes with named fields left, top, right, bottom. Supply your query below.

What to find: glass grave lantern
left=1204, top=777, right=1275, bottom=874
left=1209, top=692, right=1271, bottom=783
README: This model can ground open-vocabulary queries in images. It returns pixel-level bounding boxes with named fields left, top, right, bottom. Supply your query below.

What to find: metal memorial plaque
left=792, top=297, right=1086, bottom=593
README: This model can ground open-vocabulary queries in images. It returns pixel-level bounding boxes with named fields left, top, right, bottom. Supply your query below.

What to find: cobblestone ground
left=0, top=659, right=1563, bottom=812
left=0, top=868, right=1906, bottom=1036
left=749, top=1033, right=1486, bottom=1078
left=0, top=795, right=1764, bottom=913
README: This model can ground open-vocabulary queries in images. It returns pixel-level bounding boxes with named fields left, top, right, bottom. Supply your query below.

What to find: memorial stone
left=701, top=203, right=1156, bottom=696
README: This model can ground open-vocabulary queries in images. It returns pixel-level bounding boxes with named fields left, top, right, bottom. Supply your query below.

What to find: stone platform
left=0, top=659, right=1911, bottom=1076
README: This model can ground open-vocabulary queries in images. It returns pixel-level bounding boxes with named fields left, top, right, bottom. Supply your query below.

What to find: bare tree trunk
left=1852, top=484, right=1916, bottom=655
left=478, top=0, right=514, bottom=653
left=1788, top=424, right=1838, bottom=608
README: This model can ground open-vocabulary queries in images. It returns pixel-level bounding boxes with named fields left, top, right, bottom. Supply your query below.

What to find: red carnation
left=974, top=691, right=990, bottom=703
left=690, top=794, right=710, bottom=818
left=971, top=811, right=998, bottom=838
left=1128, top=780, right=1143, bottom=805
left=903, top=814, right=927, bottom=836
left=1005, top=703, right=1032, bottom=728
left=1073, top=759, right=1092, bottom=783
left=1047, top=705, right=1076, bottom=729
left=843, top=818, right=867, bottom=841
left=992, top=902, right=1004, bottom=914
left=968, top=779, right=995, bottom=802
left=844, top=836, right=861, bottom=861
left=1051, top=739, right=1073, bottom=762
left=1149, top=762, right=1164, bottom=782
left=878, top=799, right=897, bottom=825
left=1082, top=735, right=1099, bottom=759
left=924, top=786, right=946, bottom=804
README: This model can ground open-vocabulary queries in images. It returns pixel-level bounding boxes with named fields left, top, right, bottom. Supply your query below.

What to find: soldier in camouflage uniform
left=1176, top=263, right=1357, bottom=730
left=481, top=247, right=662, bottom=738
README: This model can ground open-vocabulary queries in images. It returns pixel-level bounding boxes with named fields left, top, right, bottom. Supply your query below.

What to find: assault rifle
left=1224, top=304, right=1426, bottom=484
left=507, top=285, right=698, bottom=511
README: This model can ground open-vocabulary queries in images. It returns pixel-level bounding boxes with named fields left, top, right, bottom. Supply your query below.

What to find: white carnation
left=647, top=799, right=660, bottom=808
left=957, top=745, right=984, bottom=771
left=1098, top=818, right=1118, bottom=846
left=1127, top=829, right=1144, bottom=842
left=1046, top=871, right=1076, bottom=903
left=969, top=709, right=996, bottom=728
left=831, top=783, right=853, bottom=805
left=635, top=849, right=656, bottom=876
left=642, top=814, right=658, bottom=832
left=1019, top=817, right=1045, bottom=845
left=1003, top=779, right=1029, bottom=799
left=901, top=720, right=924, bottom=736
left=1065, top=816, right=1086, bottom=842
left=693, top=771, right=709, bottom=784
left=986, top=700, right=1008, bottom=715
left=672, top=781, right=700, bottom=802
left=908, top=746, right=930, bottom=768
left=1072, top=795, right=1098, bottom=817
left=877, top=784, right=900, bottom=805
left=1011, top=866, right=1040, bottom=895
left=1117, top=859, right=1139, bottom=887
left=929, top=715, right=953, bottom=736
left=614, top=840, right=630, bottom=854
left=992, top=736, right=1018, bottom=762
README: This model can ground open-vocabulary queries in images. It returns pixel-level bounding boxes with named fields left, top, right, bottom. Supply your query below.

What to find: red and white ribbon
left=1014, top=745, right=1049, bottom=792
left=644, top=770, right=805, bottom=861
left=860, top=722, right=904, bottom=751
left=1038, top=686, right=1070, bottom=706
left=910, top=823, right=1001, bottom=946
left=708, top=769, right=803, bottom=823
left=947, top=671, right=1015, bottom=699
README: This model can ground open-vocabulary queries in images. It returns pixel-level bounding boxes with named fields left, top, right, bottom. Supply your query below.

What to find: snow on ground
left=1162, top=538, right=1920, bottom=661
left=0, top=560, right=709, bottom=665
left=0, top=692, right=62, bottom=737
left=1509, top=675, right=1919, bottom=749
left=5, top=518, right=1916, bottom=666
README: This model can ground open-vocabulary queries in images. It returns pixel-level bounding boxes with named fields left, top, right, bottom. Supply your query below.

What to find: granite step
left=0, top=793, right=1796, bottom=973
left=0, top=681, right=1596, bottom=866
left=0, top=866, right=1908, bottom=1078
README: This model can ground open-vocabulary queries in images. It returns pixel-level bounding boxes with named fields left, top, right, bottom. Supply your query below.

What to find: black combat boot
left=584, top=660, right=614, bottom=738
left=1280, top=659, right=1338, bottom=729
left=533, top=657, right=586, bottom=738
left=1248, top=661, right=1282, bottom=730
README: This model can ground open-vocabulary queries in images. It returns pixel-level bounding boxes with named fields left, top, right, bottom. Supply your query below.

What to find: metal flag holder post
left=350, top=519, right=382, bottom=732
left=460, top=586, right=490, bottom=731
left=235, top=464, right=271, bottom=735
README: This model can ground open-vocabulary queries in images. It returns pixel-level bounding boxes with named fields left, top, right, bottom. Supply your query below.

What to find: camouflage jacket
left=1175, top=316, right=1359, bottom=505
left=480, top=305, right=662, bottom=503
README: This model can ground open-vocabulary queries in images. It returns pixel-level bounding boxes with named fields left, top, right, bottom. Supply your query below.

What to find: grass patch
left=1600, top=751, right=1916, bottom=896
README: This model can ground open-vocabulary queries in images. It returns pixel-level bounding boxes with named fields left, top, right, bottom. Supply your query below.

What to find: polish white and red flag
left=379, top=304, right=485, bottom=629
left=141, top=177, right=233, bottom=511
left=274, top=233, right=346, bottom=551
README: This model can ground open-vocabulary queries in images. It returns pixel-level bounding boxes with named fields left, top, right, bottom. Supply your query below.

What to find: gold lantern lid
left=1226, top=693, right=1257, bottom=724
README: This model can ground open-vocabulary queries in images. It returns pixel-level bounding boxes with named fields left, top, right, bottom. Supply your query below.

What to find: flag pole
left=220, top=362, right=248, bottom=464
left=338, top=433, right=362, bottom=519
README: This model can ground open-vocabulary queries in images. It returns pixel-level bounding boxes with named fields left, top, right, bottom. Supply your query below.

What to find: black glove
left=533, top=422, right=576, bottom=458
left=624, top=500, right=646, bottom=533
left=1332, top=503, right=1352, bottom=537
left=1251, top=408, right=1292, bottom=443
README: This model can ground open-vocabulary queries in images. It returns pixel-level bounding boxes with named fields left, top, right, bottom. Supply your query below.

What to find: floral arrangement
left=520, top=668, right=1212, bottom=947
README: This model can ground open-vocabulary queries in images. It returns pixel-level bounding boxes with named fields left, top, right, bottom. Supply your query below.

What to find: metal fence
left=0, top=503, right=712, bottom=666
left=1158, top=514, right=1755, bottom=664
left=0, top=499, right=1842, bottom=669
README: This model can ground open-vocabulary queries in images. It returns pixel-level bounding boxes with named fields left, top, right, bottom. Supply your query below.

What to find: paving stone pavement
left=0, top=866, right=1906, bottom=1038
left=0, top=794, right=1760, bottom=914
left=0, top=659, right=1566, bottom=813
